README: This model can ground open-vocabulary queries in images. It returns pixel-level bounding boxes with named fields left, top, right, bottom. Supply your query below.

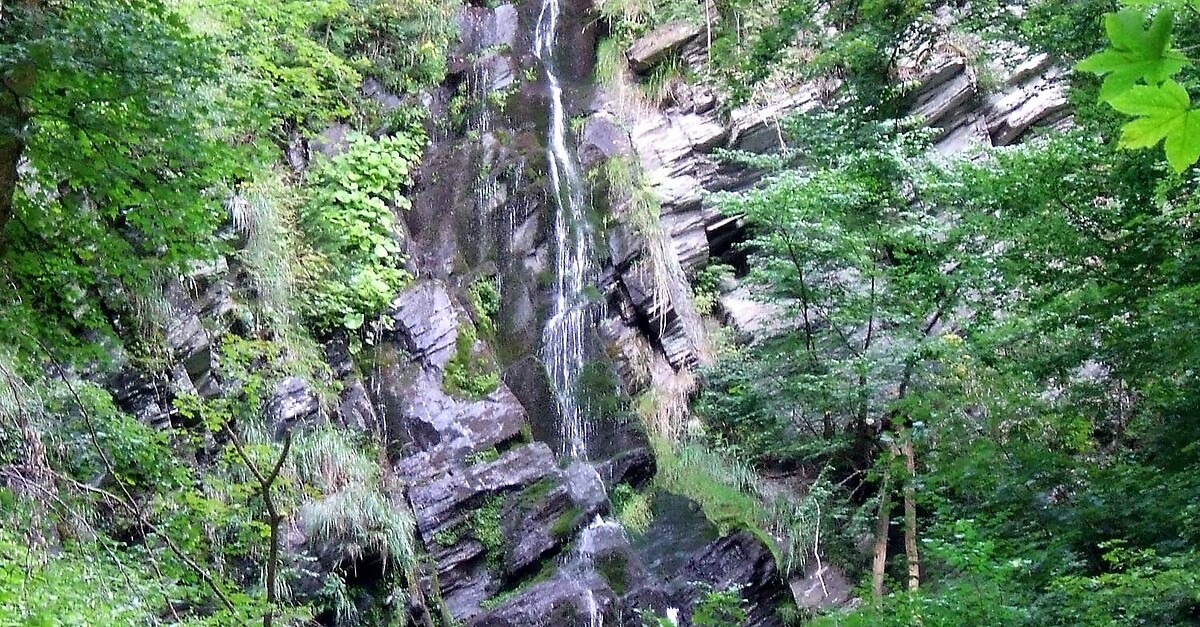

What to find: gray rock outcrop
left=627, top=22, right=704, bottom=73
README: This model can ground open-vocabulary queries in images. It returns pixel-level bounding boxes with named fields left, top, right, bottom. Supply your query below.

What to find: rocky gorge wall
left=99, top=3, right=1076, bottom=625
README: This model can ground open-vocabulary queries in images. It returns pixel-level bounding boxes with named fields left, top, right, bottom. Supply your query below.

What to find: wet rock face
left=469, top=572, right=619, bottom=627
left=369, top=283, right=613, bottom=622
left=579, top=112, right=635, bottom=170
left=674, top=532, right=788, bottom=626
left=109, top=369, right=172, bottom=429
left=164, top=280, right=217, bottom=395
left=596, top=446, right=656, bottom=489
left=332, top=378, right=378, bottom=434
left=388, top=280, right=460, bottom=370
left=397, top=428, right=609, bottom=620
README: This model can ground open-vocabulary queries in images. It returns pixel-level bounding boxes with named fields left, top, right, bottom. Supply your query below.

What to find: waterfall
left=535, top=0, right=594, bottom=460
left=535, top=5, right=610, bottom=625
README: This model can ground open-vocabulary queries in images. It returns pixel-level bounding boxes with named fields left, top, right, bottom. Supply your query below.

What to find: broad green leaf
left=1110, top=81, right=1200, bottom=172
left=1075, top=8, right=1189, bottom=101
left=342, top=311, right=365, bottom=330
left=1109, top=80, right=1190, bottom=117
left=1163, top=111, right=1200, bottom=172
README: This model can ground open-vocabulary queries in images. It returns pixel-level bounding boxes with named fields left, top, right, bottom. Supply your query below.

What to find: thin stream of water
left=533, top=4, right=611, bottom=625
left=535, top=0, right=593, bottom=460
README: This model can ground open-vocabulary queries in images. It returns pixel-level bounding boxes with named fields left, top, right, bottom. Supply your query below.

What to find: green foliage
left=596, top=552, right=632, bottom=595
left=469, top=276, right=501, bottom=336
left=0, top=526, right=161, bottom=626
left=0, top=0, right=450, bottom=361
left=577, top=360, right=631, bottom=422
left=692, top=583, right=748, bottom=627
left=465, top=447, right=501, bottom=465
left=550, top=505, right=582, bottom=540
left=1076, top=7, right=1188, bottom=99
left=1109, top=80, right=1200, bottom=171
left=610, top=483, right=654, bottom=535
left=654, top=443, right=778, bottom=551
left=701, top=24, right=1200, bottom=615
left=595, top=0, right=703, bottom=38
left=1040, top=544, right=1200, bottom=626
left=432, top=527, right=460, bottom=547
left=0, top=0, right=452, bottom=621
left=180, top=0, right=361, bottom=134
left=290, top=428, right=417, bottom=571
left=443, top=321, right=500, bottom=399
left=299, top=131, right=423, bottom=332
left=320, top=0, right=459, bottom=93
left=0, top=0, right=235, bottom=358
left=471, top=494, right=507, bottom=569
left=1077, top=3, right=1200, bottom=171
left=710, top=0, right=939, bottom=111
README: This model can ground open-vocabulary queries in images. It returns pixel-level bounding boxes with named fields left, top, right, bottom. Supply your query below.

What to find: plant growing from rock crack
left=298, top=131, right=423, bottom=333
left=443, top=321, right=500, bottom=399
left=471, top=494, right=507, bottom=569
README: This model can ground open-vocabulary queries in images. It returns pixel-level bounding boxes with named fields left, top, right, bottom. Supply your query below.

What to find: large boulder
left=673, top=531, right=788, bottom=626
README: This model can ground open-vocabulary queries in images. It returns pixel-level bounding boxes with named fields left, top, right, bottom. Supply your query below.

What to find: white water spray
left=534, top=7, right=611, bottom=625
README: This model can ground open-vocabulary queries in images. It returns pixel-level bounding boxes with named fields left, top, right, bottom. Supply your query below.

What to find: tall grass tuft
left=653, top=438, right=823, bottom=576
left=290, top=428, right=417, bottom=575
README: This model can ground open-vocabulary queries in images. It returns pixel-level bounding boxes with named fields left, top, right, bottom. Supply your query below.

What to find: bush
left=299, top=131, right=424, bottom=333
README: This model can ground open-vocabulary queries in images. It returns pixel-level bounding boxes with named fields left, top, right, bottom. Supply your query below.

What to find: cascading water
left=534, top=5, right=612, bottom=626
left=535, top=0, right=594, bottom=460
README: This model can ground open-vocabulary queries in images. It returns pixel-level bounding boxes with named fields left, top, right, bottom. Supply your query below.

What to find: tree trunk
left=902, top=436, right=920, bottom=591
left=1, top=0, right=47, bottom=242
left=870, top=461, right=893, bottom=601
left=223, top=425, right=292, bottom=627
left=0, top=61, right=34, bottom=243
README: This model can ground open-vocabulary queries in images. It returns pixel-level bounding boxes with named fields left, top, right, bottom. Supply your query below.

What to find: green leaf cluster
left=298, top=131, right=424, bottom=332
left=321, top=0, right=460, bottom=93
left=1077, top=3, right=1200, bottom=171
left=0, top=0, right=236, bottom=356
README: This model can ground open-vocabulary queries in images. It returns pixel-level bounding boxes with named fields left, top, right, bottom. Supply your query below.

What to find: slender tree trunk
left=902, top=436, right=920, bottom=591
left=224, top=425, right=292, bottom=627
left=0, top=61, right=34, bottom=244
left=870, top=461, right=893, bottom=601
left=1, top=0, right=43, bottom=240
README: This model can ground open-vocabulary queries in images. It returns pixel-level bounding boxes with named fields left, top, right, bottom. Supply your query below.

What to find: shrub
left=299, top=131, right=424, bottom=333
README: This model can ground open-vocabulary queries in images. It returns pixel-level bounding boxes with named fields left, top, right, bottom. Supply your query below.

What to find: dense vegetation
left=667, top=0, right=1200, bottom=624
left=3, top=0, right=1200, bottom=624
left=1, top=0, right=456, bottom=623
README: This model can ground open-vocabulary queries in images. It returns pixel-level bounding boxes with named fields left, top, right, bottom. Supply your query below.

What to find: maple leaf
left=1110, top=80, right=1200, bottom=173
left=1075, top=8, right=1189, bottom=102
